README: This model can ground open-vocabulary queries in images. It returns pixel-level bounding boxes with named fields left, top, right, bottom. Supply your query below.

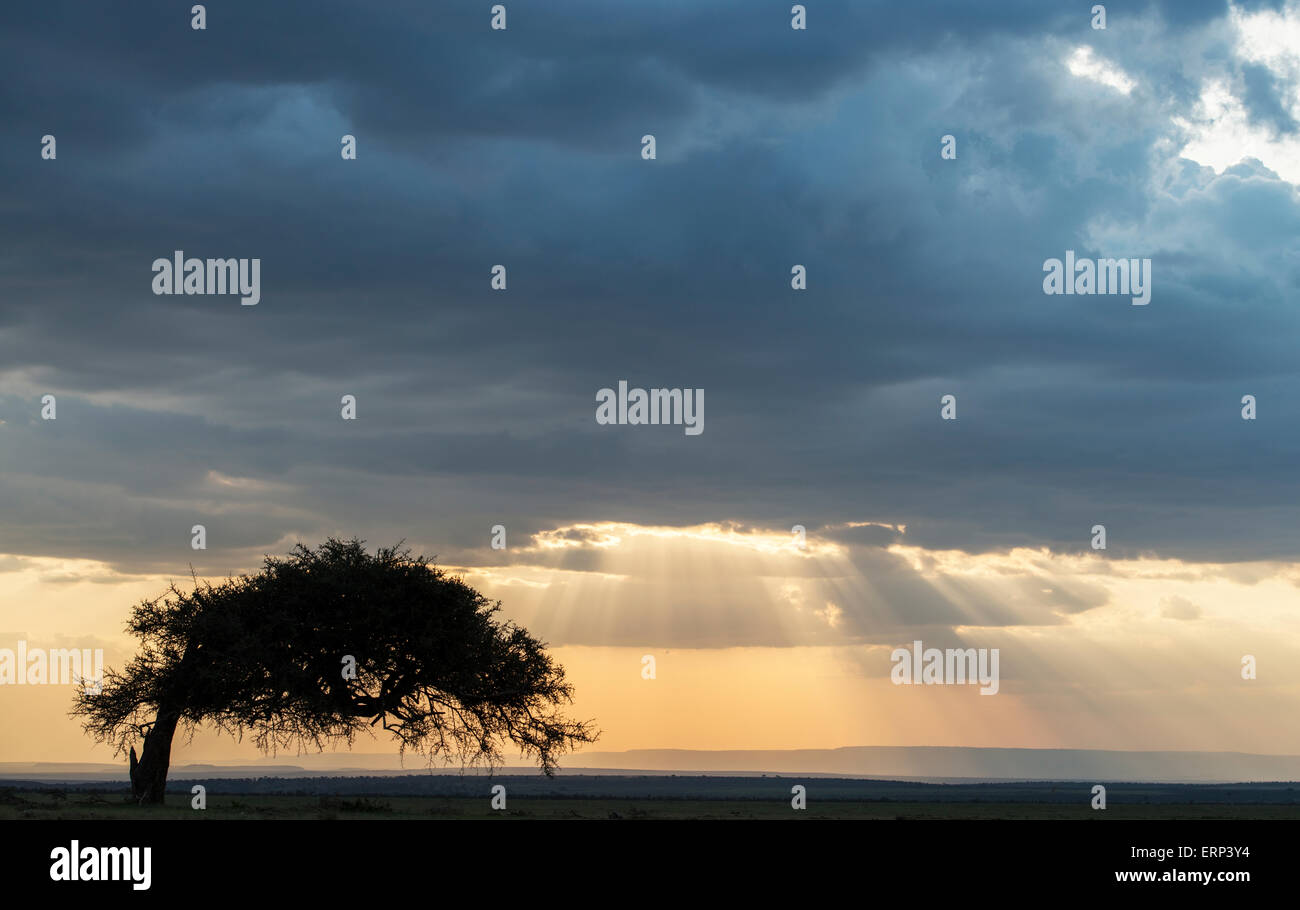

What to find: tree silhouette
left=72, top=537, right=597, bottom=804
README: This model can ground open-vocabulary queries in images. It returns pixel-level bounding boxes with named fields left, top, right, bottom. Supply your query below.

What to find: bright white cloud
left=1233, top=0, right=1300, bottom=79
left=1067, top=46, right=1136, bottom=95
left=1174, top=2, right=1300, bottom=184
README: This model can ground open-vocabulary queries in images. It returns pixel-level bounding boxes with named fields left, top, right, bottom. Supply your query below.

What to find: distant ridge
left=563, top=746, right=1300, bottom=782
left=4, top=746, right=1300, bottom=783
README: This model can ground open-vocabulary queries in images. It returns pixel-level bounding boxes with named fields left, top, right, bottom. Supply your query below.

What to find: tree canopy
left=73, top=538, right=597, bottom=802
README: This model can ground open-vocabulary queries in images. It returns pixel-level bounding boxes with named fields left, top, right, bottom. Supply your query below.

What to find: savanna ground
left=5, top=788, right=1300, bottom=820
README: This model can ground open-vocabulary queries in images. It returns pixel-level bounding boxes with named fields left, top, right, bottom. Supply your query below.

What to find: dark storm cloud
left=1241, top=63, right=1300, bottom=136
left=1, top=0, right=1299, bottom=576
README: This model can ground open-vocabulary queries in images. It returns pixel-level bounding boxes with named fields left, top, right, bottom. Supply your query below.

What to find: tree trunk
left=129, top=707, right=180, bottom=805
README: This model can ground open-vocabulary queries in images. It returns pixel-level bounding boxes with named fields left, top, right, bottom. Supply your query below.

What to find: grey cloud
left=1, top=0, right=1298, bottom=582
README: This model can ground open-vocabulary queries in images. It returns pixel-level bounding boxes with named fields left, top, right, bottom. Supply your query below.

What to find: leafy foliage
left=73, top=538, right=597, bottom=774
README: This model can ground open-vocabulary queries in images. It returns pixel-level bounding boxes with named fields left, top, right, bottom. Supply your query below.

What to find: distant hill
left=9, top=775, right=1300, bottom=806
left=4, top=745, right=1300, bottom=783
left=564, top=746, right=1300, bottom=782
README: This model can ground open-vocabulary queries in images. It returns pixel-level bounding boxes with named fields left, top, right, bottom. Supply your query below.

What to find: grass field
left=5, top=788, right=1300, bottom=820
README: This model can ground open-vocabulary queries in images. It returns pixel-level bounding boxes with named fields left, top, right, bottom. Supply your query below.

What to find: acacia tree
left=72, top=538, right=597, bottom=805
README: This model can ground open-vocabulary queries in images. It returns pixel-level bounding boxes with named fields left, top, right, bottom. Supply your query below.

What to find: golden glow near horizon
left=1, top=519, right=1298, bottom=764
left=527, top=520, right=851, bottom=557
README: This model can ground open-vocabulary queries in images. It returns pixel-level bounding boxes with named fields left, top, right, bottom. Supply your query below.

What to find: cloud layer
left=2, top=0, right=1299, bottom=577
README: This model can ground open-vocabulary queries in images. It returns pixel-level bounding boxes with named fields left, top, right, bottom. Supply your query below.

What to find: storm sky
left=2, top=1, right=1299, bottom=762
